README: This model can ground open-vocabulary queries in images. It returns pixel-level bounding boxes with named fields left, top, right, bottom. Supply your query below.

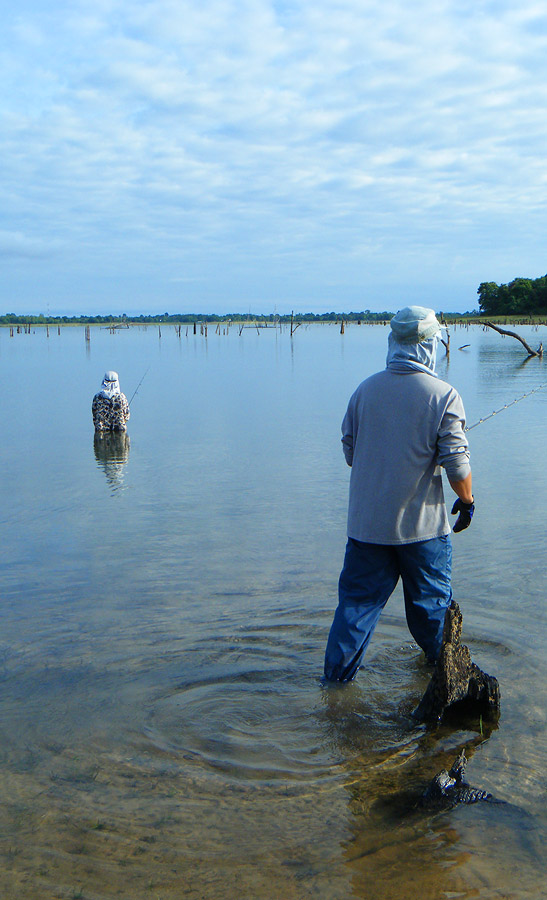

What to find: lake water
left=0, top=321, right=545, bottom=900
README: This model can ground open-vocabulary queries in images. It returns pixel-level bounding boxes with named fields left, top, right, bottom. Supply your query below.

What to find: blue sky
left=3, top=0, right=547, bottom=315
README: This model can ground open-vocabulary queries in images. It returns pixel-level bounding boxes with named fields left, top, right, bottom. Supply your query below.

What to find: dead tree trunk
left=440, top=330, right=450, bottom=355
left=439, top=315, right=449, bottom=355
left=484, top=321, right=543, bottom=357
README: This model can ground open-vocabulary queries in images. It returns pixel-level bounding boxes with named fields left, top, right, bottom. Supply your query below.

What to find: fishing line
left=465, top=380, right=547, bottom=432
left=128, top=365, right=151, bottom=406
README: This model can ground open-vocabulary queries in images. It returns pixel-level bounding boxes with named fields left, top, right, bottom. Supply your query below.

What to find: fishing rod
left=128, top=365, right=151, bottom=406
left=465, top=380, right=547, bottom=432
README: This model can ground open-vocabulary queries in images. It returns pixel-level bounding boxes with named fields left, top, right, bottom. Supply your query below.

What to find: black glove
left=451, top=497, right=475, bottom=533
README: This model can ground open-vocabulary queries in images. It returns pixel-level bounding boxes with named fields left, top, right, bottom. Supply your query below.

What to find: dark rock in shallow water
left=413, top=601, right=500, bottom=724
left=420, top=749, right=496, bottom=810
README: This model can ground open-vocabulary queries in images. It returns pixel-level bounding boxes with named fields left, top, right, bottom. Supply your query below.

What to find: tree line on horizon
left=0, top=310, right=396, bottom=326
left=5, top=275, right=546, bottom=324
left=478, top=274, right=547, bottom=315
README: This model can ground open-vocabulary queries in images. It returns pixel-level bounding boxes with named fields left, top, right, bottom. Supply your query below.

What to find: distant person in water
left=92, top=371, right=130, bottom=432
left=323, top=306, right=474, bottom=683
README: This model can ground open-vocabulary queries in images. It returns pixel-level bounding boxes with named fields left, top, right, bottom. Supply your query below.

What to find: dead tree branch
left=290, top=311, right=301, bottom=336
left=439, top=315, right=449, bottom=355
left=484, top=321, right=543, bottom=357
left=440, top=329, right=450, bottom=355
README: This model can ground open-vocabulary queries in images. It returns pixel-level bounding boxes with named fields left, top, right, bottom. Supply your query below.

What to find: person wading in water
left=92, top=371, right=130, bottom=433
left=323, top=306, right=474, bottom=683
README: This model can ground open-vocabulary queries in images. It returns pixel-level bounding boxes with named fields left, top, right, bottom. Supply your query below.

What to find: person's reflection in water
left=93, top=431, right=130, bottom=492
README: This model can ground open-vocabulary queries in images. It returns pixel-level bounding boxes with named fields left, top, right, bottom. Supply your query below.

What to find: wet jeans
left=324, top=535, right=452, bottom=682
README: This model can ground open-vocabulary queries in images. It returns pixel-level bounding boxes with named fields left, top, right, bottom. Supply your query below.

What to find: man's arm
left=437, top=390, right=471, bottom=486
left=341, top=401, right=355, bottom=466
left=437, top=391, right=474, bottom=531
left=448, top=472, right=473, bottom=504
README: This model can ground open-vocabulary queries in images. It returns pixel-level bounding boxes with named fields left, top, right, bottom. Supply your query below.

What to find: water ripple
left=144, top=670, right=342, bottom=786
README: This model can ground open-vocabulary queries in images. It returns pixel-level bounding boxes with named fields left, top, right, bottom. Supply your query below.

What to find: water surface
left=0, top=322, right=545, bottom=899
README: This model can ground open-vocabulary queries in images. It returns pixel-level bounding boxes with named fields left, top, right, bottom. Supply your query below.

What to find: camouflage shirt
left=92, top=392, right=130, bottom=432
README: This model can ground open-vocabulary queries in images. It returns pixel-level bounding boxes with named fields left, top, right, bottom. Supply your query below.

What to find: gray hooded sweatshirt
left=342, top=333, right=470, bottom=545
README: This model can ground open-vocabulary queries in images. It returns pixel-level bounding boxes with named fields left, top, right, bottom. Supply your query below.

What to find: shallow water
left=0, top=321, right=545, bottom=899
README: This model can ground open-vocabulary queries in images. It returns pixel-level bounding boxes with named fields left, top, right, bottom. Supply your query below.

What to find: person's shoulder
left=431, top=375, right=461, bottom=398
left=352, top=369, right=386, bottom=392
left=416, top=376, right=464, bottom=411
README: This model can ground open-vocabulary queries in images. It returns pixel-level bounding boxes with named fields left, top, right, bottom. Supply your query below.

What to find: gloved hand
left=451, top=497, right=475, bottom=533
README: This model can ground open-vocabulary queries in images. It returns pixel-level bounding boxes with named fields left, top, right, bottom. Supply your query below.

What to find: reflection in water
left=93, top=431, right=130, bottom=491
left=320, top=682, right=544, bottom=900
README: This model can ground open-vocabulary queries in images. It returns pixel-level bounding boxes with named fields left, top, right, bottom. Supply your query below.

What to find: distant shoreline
left=1, top=313, right=546, bottom=327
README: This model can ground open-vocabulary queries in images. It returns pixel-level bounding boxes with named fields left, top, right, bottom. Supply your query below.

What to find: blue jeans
left=324, top=535, right=452, bottom=682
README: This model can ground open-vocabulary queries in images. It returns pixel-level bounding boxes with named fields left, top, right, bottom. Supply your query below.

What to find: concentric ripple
left=141, top=621, right=439, bottom=788
left=144, top=668, right=341, bottom=785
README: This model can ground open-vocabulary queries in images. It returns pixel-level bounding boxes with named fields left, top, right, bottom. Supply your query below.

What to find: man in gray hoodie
left=324, top=306, right=474, bottom=683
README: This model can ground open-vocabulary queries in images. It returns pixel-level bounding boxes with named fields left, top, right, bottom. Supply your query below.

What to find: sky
left=2, top=0, right=547, bottom=316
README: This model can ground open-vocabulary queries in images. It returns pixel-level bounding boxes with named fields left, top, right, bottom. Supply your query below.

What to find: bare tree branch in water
left=439, top=314, right=449, bottom=355
left=484, top=321, right=543, bottom=357
left=290, top=311, right=301, bottom=336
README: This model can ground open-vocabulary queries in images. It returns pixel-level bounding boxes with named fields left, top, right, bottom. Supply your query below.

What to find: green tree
left=477, top=282, right=499, bottom=314
left=507, top=277, right=534, bottom=314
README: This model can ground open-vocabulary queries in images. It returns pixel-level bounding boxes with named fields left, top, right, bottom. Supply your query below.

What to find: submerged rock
left=413, top=601, right=500, bottom=724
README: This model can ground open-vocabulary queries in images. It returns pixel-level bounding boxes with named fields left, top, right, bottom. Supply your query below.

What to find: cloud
left=2, top=0, right=547, bottom=312
left=0, top=230, right=56, bottom=259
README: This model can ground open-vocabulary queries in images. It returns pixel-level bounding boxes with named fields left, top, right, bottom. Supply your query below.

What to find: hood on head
left=99, top=371, right=121, bottom=397
left=386, top=306, right=443, bottom=375
left=386, top=331, right=440, bottom=374
left=390, top=306, right=441, bottom=344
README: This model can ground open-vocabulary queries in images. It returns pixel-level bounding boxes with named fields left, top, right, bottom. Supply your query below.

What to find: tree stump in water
left=413, top=601, right=501, bottom=723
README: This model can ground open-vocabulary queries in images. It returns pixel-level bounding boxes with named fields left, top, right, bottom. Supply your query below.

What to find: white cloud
left=2, top=0, right=547, bottom=312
